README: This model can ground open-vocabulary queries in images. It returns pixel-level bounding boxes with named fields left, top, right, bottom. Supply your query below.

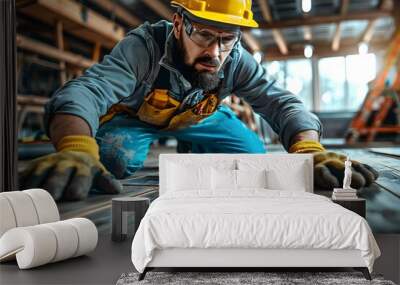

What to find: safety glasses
left=183, top=15, right=241, bottom=52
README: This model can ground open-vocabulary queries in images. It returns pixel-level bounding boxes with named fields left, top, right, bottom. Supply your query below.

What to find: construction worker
left=20, top=0, right=378, bottom=201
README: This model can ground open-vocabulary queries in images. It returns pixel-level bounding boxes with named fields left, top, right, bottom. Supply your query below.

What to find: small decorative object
left=333, top=156, right=358, bottom=200
left=343, top=156, right=354, bottom=190
left=112, top=197, right=150, bottom=242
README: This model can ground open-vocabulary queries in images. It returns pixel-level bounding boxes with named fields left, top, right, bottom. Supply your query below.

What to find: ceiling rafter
left=332, top=0, right=349, bottom=51
left=361, top=20, right=376, bottom=43
left=251, top=10, right=391, bottom=30
left=141, top=0, right=173, bottom=20
left=91, top=0, right=141, bottom=27
left=257, top=0, right=288, bottom=55
left=303, top=26, right=312, bottom=41
left=360, top=0, right=392, bottom=44
left=264, top=41, right=389, bottom=61
left=242, top=31, right=261, bottom=53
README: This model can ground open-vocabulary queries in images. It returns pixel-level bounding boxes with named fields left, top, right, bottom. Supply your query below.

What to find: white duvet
left=131, top=190, right=380, bottom=273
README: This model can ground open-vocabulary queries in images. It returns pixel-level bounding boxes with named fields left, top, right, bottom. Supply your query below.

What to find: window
left=319, top=54, right=377, bottom=112
left=264, top=59, right=313, bottom=110
left=319, top=57, right=346, bottom=111
left=345, top=54, right=376, bottom=110
left=286, top=59, right=313, bottom=110
left=264, top=60, right=286, bottom=87
left=263, top=53, right=377, bottom=112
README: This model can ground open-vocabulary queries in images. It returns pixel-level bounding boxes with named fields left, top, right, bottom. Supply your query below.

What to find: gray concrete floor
left=0, top=234, right=133, bottom=285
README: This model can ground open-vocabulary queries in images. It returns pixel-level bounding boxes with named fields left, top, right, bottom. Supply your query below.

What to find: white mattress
left=131, top=190, right=380, bottom=273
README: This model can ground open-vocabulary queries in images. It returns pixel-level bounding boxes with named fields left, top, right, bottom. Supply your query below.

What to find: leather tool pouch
left=136, top=89, right=180, bottom=127
left=163, top=94, right=219, bottom=131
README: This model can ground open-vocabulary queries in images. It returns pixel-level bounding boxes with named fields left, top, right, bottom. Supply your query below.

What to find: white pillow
left=236, top=169, right=268, bottom=189
left=211, top=169, right=268, bottom=191
left=266, top=168, right=307, bottom=191
left=211, top=168, right=236, bottom=190
left=167, top=162, right=211, bottom=191
left=237, top=159, right=308, bottom=192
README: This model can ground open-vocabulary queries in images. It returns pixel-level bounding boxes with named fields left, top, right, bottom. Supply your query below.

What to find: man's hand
left=19, top=136, right=122, bottom=201
left=313, top=152, right=378, bottom=189
left=289, top=138, right=379, bottom=190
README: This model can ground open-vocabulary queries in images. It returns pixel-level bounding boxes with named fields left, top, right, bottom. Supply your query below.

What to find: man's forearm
left=49, top=114, right=92, bottom=147
left=290, top=130, right=320, bottom=145
left=288, top=130, right=324, bottom=153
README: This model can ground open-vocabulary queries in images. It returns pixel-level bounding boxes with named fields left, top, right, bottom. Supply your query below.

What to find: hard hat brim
left=182, top=10, right=241, bottom=31
left=171, top=2, right=259, bottom=28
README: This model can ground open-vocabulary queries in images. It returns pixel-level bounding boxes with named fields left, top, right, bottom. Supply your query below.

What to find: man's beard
left=189, top=62, right=221, bottom=93
left=176, top=39, right=221, bottom=93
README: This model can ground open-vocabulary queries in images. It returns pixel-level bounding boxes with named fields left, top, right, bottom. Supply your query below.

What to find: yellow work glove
left=289, top=140, right=379, bottom=190
left=19, top=135, right=122, bottom=201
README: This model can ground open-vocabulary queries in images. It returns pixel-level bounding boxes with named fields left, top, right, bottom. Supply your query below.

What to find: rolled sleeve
left=232, top=48, right=322, bottom=151
left=44, top=32, right=150, bottom=137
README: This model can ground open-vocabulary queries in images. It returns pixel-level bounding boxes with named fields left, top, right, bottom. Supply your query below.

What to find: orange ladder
left=347, top=27, right=400, bottom=143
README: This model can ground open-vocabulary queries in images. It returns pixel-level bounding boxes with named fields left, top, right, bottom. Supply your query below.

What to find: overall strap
left=148, top=23, right=172, bottom=89
left=126, top=21, right=171, bottom=88
left=145, top=22, right=171, bottom=89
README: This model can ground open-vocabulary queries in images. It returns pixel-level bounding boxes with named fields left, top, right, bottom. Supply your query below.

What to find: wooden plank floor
left=57, top=143, right=170, bottom=233
left=320, top=147, right=400, bottom=233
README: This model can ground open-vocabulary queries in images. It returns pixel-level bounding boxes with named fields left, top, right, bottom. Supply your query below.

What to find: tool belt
left=100, top=89, right=219, bottom=131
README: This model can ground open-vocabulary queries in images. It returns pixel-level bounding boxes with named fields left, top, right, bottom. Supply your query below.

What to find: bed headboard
left=159, top=154, right=313, bottom=195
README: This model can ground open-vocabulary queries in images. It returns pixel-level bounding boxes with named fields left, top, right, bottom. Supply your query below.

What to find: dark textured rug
left=116, top=271, right=396, bottom=285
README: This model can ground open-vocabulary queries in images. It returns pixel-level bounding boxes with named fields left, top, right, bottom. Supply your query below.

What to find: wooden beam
left=142, top=0, right=173, bottom=20
left=264, top=41, right=389, bottom=61
left=242, top=32, right=260, bottom=53
left=18, top=54, right=63, bottom=70
left=17, top=105, right=45, bottom=114
left=332, top=23, right=343, bottom=51
left=68, top=66, right=84, bottom=77
left=17, top=95, right=49, bottom=106
left=56, top=21, right=65, bottom=52
left=361, top=20, right=377, bottom=43
left=55, top=21, right=67, bottom=84
left=393, top=0, right=400, bottom=26
left=303, top=26, right=312, bottom=41
left=92, top=42, right=101, bottom=62
left=16, top=34, right=95, bottom=69
left=18, top=0, right=125, bottom=49
left=380, top=0, right=394, bottom=12
left=17, top=16, right=99, bottom=56
left=271, top=29, right=288, bottom=55
left=331, top=0, right=349, bottom=51
left=257, top=0, right=288, bottom=54
left=90, top=0, right=141, bottom=27
left=252, top=10, right=391, bottom=30
left=359, top=0, right=391, bottom=44
left=257, top=0, right=273, bottom=21
left=339, top=0, right=350, bottom=15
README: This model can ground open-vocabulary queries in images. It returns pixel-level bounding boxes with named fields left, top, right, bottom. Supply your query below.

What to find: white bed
left=131, top=154, right=380, bottom=280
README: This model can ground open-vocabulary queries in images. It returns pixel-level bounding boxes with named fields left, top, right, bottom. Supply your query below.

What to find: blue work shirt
left=44, top=20, right=322, bottom=150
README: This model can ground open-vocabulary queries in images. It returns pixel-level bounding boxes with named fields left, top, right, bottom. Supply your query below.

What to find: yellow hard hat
left=171, top=0, right=259, bottom=28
